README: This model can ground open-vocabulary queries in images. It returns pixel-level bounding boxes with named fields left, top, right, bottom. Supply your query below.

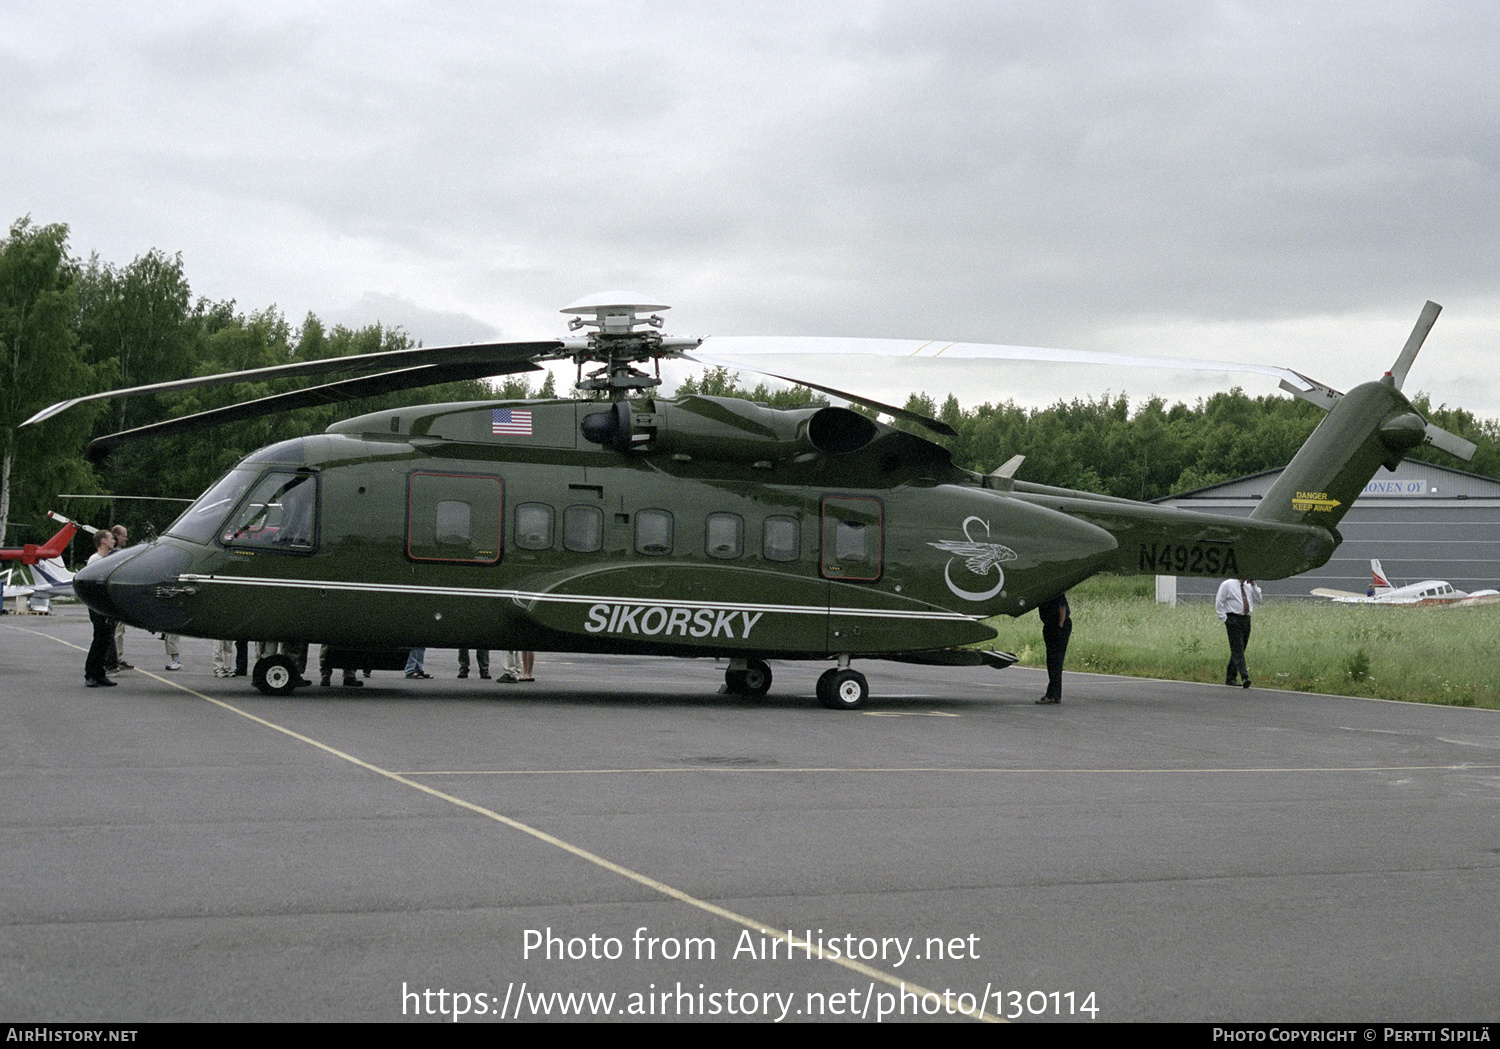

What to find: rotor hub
left=561, top=292, right=678, bottom=396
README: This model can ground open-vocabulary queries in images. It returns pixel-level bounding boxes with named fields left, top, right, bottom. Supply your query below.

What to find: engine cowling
left=582, top=395, right=880, bottom=461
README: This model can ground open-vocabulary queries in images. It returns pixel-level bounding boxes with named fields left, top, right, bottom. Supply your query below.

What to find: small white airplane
left=2, top=560, right=76, bottom=612
left=1311, top=559, right=1500, bottom=606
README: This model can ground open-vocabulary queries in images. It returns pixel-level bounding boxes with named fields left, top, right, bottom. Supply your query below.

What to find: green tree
left=0, top=218, right=99, bottom=545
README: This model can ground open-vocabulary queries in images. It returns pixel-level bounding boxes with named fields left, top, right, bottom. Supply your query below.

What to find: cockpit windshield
left=166, top=468, right=259, bottom=545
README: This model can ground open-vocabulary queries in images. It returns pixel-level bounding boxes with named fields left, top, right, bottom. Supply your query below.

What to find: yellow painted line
left=134, top=671, right=1002, bottom=1023
left=6, top=621, right=88, bottom=651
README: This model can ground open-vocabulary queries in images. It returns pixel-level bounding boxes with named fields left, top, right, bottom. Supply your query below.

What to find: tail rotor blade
left=1388, top=300, right=1442, bottom=391
left=1423, top=422, right=1477, bottom=461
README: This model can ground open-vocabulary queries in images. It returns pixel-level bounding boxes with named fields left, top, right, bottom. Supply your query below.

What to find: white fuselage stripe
left=176, top=574, right=981, bottom=622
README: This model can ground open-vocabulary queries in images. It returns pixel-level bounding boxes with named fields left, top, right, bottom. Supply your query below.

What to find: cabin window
left=836, top=522, right=868, bottom=561
left=820, top=495, right=882, bottom=581
left=564, top=505, right=603, bottom=552
left=635, top=509, right=673, bottom=555
left=435, top=500, right=471, bottom=544
left=705, top=513, right=743, bottom=559
left=515, top=503, right=554, bottom=550
left=220, top=470, right=319, bottom=553
left=763, top=515, right=799, bottom=562
left=406, top=472, right=502, bottom=564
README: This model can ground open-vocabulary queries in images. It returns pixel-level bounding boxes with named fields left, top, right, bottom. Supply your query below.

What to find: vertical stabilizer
left=1251, top=378, right=1427, bottom=533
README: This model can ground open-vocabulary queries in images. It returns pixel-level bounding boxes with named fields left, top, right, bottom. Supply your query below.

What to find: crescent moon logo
left=928, top=516, right=1017, bottom=603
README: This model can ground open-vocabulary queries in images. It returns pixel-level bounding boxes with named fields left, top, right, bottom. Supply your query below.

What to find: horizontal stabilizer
left=1279, top=371, right=1344, bottom=410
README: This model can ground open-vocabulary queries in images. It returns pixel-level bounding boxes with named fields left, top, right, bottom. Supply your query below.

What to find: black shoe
left=86, top=677, right=117, bottom=688
left=457, top=669, right=469, bottom=679
left=342, top=676, right=363, bottom=688
left=293, top=677, right=313, bottom=688
left=1242, top=679, right=1252, bottom=689
left=1036, top=695, right=1060, bottom=705
left=479, top=671, right=490, bottom=680
left=320, top=675, right=332, bottom=687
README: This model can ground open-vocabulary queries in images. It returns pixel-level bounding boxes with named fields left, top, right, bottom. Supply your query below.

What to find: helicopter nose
left=74, top=543, right=196, bottom=632
left=72, top=553, right=125, bottom=619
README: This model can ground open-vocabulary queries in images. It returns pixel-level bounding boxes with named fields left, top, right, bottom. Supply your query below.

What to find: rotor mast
left=561, top=292, right=691, bottom=401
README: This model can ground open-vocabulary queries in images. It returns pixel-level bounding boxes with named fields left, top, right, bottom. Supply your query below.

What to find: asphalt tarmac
left=3, top=607, right=1497, bottom=1023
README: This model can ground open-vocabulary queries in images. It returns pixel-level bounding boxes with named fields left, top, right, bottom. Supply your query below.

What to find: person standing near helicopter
left=1035, top=591, right=1071, bottom=704
left=1215, top=577, right=1262, bottom=688
left=84, top=530, right=117, bottom=687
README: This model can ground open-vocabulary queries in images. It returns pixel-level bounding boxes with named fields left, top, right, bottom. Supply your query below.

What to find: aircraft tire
left=253, top=654, right=299, bottom=697
left=724, top=658, right=773, bottom=697
left=816, top=668, right=868, bottom=710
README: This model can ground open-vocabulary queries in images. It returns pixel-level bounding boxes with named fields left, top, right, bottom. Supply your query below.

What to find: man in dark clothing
left=1036, top=591, right=1071, bottom=705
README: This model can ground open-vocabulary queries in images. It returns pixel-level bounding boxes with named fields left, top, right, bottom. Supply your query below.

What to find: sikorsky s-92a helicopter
left=28, top=294, right=1477, bottom=706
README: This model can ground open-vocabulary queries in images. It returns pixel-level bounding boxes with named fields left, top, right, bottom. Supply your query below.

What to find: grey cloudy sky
left=6, top=1, right=1499, bottom=419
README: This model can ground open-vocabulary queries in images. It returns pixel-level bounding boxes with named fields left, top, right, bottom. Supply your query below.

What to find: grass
left=982, top=576, right=1500, bottom=709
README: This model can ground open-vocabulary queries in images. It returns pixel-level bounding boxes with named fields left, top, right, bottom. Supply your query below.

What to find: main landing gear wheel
left=816, top=668, right=869, bottom=710
left=724, top=657, right=773, bottom=697
left=252, top=654, right=299, bottom=696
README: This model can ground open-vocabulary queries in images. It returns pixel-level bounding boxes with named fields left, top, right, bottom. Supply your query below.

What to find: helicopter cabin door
left=406, top=472, right=504, bottom=564
left=822, top=495, right=900, bottom=652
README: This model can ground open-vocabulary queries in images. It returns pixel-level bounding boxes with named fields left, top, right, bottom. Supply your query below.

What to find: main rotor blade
left=1387, top=300, right=1442, bottom=391
left=679, top=351, right=958, bottom=437
left=85, top=359, right=541, bottom=462
left=25, top=339, right=565, bottom=427
left=683, top=335, right=1323, bottom=438
left=693, top=335, right=1316, bottom=391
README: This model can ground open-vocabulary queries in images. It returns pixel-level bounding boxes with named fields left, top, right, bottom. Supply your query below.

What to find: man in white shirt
left=1215, top=577, right=1262, bottom=689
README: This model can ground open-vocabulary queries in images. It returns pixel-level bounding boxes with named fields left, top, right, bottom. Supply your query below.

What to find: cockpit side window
left=221, top=470, right=320, bottom=553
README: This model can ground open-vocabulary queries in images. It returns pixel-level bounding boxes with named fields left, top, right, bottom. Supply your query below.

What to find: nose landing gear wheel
left=816, top=668, right=868, bottom=710
left=253, top=654, right=299, bottom=696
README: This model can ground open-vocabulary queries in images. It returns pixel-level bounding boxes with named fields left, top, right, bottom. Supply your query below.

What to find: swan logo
left=928, top=517, right=1017, bottom=602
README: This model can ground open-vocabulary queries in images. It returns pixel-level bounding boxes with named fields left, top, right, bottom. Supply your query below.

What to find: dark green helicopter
left=30, top=295, right=1475, bottom=707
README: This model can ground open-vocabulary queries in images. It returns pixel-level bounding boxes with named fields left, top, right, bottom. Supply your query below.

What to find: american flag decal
left=491, top=408, right=533, bottom=436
